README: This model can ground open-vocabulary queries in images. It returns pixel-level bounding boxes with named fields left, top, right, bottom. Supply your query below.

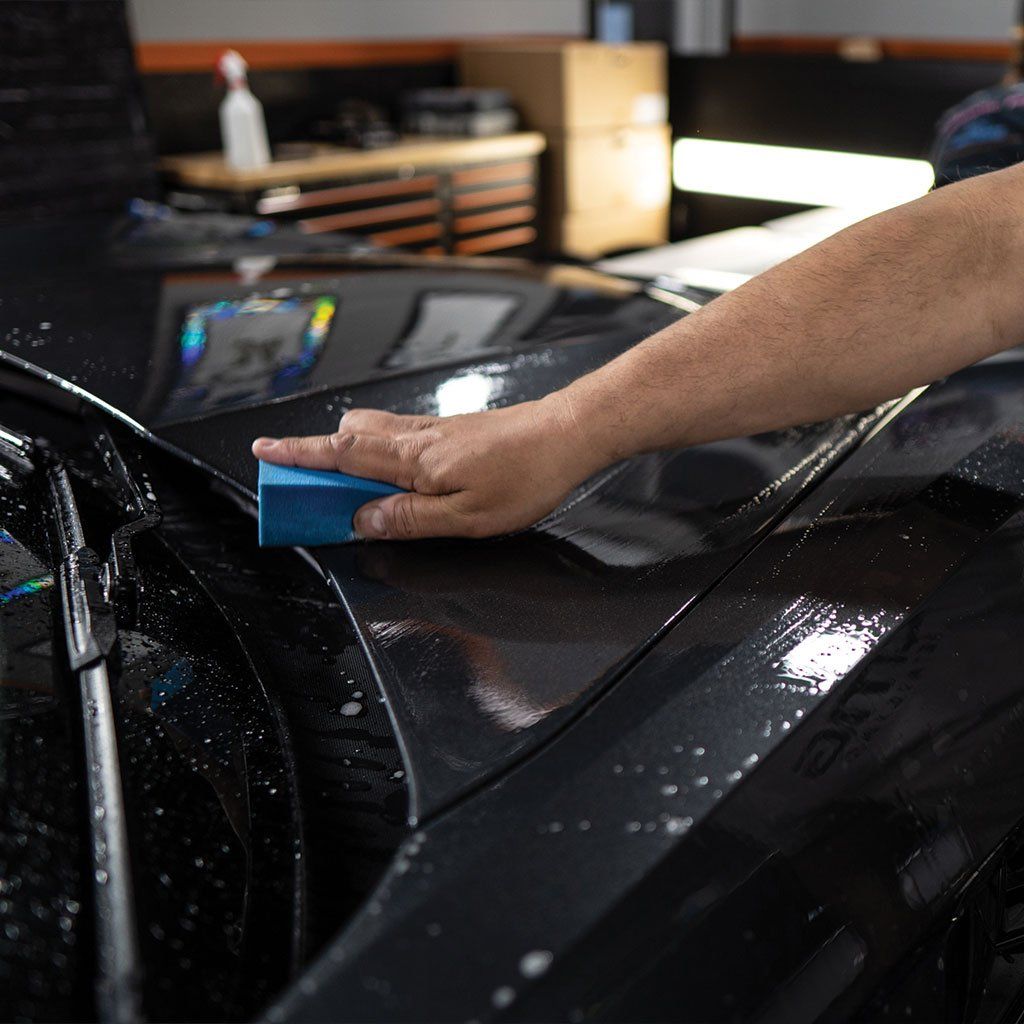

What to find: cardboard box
left=546, top=124, right=671, bottom=216
left=460, top=41, right=667, bottom=131
left=551, top=204, right=669, bottom=260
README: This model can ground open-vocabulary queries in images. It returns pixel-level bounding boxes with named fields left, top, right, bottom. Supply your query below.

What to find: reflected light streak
left=779, top=628, right=873, bottom=692
left=435, top=372, right=494, bottom=417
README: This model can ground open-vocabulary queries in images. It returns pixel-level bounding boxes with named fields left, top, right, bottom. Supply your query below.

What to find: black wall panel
left=0, top=1, right=156, bottom=224
left=670, top=53, right=1006, bottom=236
left=141, top=64, right=455, bottom=157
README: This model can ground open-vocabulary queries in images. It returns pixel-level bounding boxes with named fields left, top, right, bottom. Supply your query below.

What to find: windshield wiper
left=48, top=462, right=142, bottom=1024
left=86, top=416, right=162, bottom=625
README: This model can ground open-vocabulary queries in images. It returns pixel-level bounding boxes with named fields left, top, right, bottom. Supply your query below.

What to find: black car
left=3, top=232, right=1024, bottom=1024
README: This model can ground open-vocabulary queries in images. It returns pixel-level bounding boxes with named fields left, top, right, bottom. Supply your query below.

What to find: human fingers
left=251, top=431, right=419, bottom=487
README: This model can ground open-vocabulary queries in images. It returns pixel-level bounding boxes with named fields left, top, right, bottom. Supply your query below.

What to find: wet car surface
left=0, top=253, right=885, bottom=820
left=3, top=232, right=1024, bottom=1022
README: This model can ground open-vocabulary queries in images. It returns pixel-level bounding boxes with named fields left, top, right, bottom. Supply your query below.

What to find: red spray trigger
left=215, top=49, right=248, bottom=89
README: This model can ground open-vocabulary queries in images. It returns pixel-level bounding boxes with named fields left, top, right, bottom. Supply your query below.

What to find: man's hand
left=251, top=395, right=602, bottom=541
left=252, top=165, right=1024, bottom=542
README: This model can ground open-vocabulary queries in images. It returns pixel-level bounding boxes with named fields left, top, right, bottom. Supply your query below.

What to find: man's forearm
left=254, top=164, right=1024, bottom=542
left=558, top=163, right=1024, bottom=469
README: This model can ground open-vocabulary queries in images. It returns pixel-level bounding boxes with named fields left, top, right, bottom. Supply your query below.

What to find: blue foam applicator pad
left=258, top=461, right=405, bottom=547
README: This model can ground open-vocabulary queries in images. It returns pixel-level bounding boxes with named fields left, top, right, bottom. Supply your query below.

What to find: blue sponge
left=258, top=461, right=405, bottom=547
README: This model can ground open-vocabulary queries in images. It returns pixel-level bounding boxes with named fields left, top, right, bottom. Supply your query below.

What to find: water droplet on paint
left=519, top=950, right=553, bottom=978
left=492, top=986, right=515, bottom=1009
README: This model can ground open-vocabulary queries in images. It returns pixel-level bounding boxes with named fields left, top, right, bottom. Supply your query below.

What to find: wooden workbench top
left=160, top=132, right=547, bottom=190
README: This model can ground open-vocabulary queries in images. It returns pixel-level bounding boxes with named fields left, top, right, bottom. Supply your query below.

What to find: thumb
left=354, top=492, right=478, bottom=541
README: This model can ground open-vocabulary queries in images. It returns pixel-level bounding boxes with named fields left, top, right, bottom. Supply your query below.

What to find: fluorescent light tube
left=673, top=138, right=935, bottom=213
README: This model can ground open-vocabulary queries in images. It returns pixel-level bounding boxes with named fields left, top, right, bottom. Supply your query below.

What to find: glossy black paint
left=264, top=358, right=1024, bottom=1023
left=0, top=393, right=316, bottom=1020
left=0, top=259, right=667, bottom=430
left=108, top=530, right=301, bottom=1021
left=148, top=457, right=409, bottom=951
left=5, top=237, right=1024, bottom=1022
left=0, top=384, right=423, bottom=1021
left=0, top=252, right=890, bottom=820
left=0, top=432, right=89, bottom=1020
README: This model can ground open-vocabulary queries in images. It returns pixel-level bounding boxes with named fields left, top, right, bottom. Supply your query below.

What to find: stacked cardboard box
left=461, top=41, right=670, bottom=259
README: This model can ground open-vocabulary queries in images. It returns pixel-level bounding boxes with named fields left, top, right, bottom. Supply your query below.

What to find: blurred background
left=2, top=0, right=1019, bottom=281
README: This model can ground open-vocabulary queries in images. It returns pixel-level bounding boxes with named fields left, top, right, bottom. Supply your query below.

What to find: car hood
left=0, top=250, right=888, bottom=822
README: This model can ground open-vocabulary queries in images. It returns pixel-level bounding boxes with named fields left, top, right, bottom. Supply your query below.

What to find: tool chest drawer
left=161, top=134, right=545, bottom=257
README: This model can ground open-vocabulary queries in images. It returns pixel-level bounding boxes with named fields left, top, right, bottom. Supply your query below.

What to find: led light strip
left=673, top=138, right=935, bottom=214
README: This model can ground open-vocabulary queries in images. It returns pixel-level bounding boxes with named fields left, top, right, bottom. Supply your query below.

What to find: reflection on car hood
left=0, top=253, right=887, bottom=821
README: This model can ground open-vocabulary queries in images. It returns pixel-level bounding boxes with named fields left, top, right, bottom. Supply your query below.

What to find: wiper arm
left=87, top=415, right=162, bottom=625
left=50, top=464, right=117, bottom=668
left=48, top=462, right=142, bottom=1024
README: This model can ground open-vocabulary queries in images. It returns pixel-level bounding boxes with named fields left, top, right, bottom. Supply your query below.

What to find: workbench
left=160, top=133, right=546, bottom=257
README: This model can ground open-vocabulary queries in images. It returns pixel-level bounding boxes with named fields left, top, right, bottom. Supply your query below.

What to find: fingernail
left=253, top=437, right=279, bottom=452
left=355, top=506, right=387, bottom=538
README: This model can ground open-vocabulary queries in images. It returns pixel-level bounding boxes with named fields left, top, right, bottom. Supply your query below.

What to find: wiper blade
left=48, top=462, right=142, bottom=1024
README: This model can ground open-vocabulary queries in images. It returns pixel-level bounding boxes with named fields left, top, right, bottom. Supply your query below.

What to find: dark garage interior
left=5, top=2, right=1024, bottom=1023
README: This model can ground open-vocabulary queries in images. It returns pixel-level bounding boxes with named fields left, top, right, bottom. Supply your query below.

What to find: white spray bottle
left=217, top=49, right=271, bottom=170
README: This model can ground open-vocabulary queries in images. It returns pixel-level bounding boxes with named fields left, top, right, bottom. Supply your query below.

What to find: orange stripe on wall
left=136, top=39, right=457, bottom=72
left=136, top=34, right=1011, bottom=75
left=135, top=36, right=571, bottom=73
left=733, top=35, right=1013, bottom=63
